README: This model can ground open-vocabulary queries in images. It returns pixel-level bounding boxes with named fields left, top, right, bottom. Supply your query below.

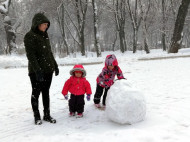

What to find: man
left=24, top=12, right=59, bottom=125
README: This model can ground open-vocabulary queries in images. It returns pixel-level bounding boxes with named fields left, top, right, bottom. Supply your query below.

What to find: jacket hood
left=105, top=54, right=118, bottom=67
left=70, top=64, right=86, bottom=77
left=31, top=13, right=50, bottom=32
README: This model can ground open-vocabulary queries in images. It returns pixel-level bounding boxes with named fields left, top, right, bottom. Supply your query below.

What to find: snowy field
left=0, top=49, right=190, bottom=142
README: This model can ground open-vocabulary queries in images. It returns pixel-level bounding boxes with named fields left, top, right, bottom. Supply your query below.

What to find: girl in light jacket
left=62, top=65, right=92, bottom=118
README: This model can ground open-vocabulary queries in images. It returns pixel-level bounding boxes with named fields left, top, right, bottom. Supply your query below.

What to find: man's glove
left=64, top=94, right=68, bottom=100
left=86, top=94, right=91, bottom=101
left=55, top=68, right=59, bottom=76
left=36, top=71, right=44, bottom=82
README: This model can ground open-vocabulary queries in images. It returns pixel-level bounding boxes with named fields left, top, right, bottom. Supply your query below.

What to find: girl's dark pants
left=29, top=73, right=53, bottom=116
left=69, top=94, right=85, bottom=113
left=93, top=84, right=110, bottom=105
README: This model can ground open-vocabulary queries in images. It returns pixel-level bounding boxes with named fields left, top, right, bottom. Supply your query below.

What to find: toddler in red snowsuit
left=62, top=64, right=92, bottom=118
left=94, top=54, right=125, bottom=108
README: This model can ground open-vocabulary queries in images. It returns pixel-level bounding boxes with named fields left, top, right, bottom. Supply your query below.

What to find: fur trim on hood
left=70, top=64, right=86, bottom=77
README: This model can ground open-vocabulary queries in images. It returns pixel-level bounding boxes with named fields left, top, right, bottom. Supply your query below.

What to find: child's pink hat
left=70, top=64, right=86, bottom=77
left=105, top=54, right=118, bottom=66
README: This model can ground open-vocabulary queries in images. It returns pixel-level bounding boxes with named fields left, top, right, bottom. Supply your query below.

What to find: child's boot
left=76, top=113, right=83, bottom=118
left=95, top=103, right=101, bottom=108
left=102, top=105, right=106, bottom=110
left=69, top=112, right=75, bottom=117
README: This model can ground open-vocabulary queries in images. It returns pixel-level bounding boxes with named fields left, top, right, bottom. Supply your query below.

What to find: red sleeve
left=62, top=78, right=71, bottom=96
left=96, top=67, right=107, bottom=87
left=85, top=80, right=92, bottom=95
left=117, top=66, right=125, bottom=79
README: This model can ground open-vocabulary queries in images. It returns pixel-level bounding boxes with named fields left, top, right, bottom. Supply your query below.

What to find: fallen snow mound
left=106, top=79, right=146, bottom=124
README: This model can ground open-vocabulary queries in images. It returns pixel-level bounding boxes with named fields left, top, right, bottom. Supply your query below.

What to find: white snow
left=4, top=16, right=10, bottom=22
left=0, top=0, right=9, bottom=14
left=106, top=79, right=146, bottom=124
left=0, top=48, right=190, bottom=142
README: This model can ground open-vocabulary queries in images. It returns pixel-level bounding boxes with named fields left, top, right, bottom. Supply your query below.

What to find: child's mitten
left=86, top=94, right=91, bottom=101
left=64, top=94, right=68, bottom=100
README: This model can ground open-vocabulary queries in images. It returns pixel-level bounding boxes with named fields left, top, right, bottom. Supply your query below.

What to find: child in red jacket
left=62, top=64, right=92, bottom=118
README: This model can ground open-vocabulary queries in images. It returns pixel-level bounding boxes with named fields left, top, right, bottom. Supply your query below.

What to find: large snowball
left=106, top=79, right=146, bottom=124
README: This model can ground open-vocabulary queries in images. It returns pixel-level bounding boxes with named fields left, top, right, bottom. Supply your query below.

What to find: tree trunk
left=138, top=0, right=150, bottom=54
left=142, top=24, right=149, bottom=54
left=114, top=0, right=126, bottom=53
left=127, top=0, right=141, bottom=53
left=57, top=2, right=69, bottom=56
left=92, top=0, right=101, bottom=57
left=162, top=0, right=167, bottom=51
left=144, top=38, right=150, bottom=54
left=4, top=18, right=16, bottom=54
left=75, top=0, right=88, bottom=56
left=61, top=3, right=69, bottom=56
left=80, top=30, right=85, bottom=56
left=162, top=33, right=166, bottom=51
left=119, top=29, right=125, bottom=53
left=112, top=31, right=117, bottom=51
left=1, top=0, right=17, bottom=54
left=133, top=29, right=137, bottom=53
left=168, top=0, right=190, bottom=53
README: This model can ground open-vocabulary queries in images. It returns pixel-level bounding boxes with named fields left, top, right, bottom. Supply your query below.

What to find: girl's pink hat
left=70, top=64, right=86, bottom=77
left=105, top=54, right=118, bottom=66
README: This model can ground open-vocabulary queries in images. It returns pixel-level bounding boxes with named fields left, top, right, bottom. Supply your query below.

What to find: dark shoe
left=43, top=115, right=56, bottom=123
left=35, top=119, right=42, bottom=125
left=34, top=111, right=42, bottom=125
left=43, top=109, right=56, bottom=123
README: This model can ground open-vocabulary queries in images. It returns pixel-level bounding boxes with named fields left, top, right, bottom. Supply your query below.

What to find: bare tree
left=126, top=0, right=142, bottom=53
left=103, top=1, right=118, bottom=51
left=62, top=0, right=88, bottom=56
left=114, top=0, right=127, bottom=53
left=168, top=0, right=190, bottom=53
left=92, top=0, right=101, bottom=57
left=74, top=0, right=88, bottom=56
left=138, top=0, right=151, bottom=53
left=158, top=0, right=178, bottom=51
left=161, top=0, right=167, bottom=51
left=57, top=1, right=69, bottom=56
left=0, top=0, right=20, bottom=54
left=1, top=0, right=189, bottom=56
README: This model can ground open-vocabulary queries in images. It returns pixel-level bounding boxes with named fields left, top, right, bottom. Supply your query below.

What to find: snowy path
left=0, top=58, right=190, bottom=142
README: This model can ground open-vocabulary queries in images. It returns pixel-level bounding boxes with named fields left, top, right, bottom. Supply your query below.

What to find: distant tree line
left=0, top=0, right=190, bottom=56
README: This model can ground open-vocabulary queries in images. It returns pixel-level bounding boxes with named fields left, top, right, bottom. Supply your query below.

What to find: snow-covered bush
left=106, top=79, right=146, bottom=124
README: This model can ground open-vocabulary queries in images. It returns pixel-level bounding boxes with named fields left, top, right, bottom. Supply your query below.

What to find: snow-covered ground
left=0, top=49, right=190, bottom=142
